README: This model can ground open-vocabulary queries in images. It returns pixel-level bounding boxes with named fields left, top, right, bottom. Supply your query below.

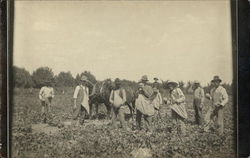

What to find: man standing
left=109, top=78, right=127, bottom=130
left=192, top=81, right=205, bottom=125
left=153, top=77, right=160, bottom=91
left=73, top=75, right=93, bottom=125
left=165, top=81, right=188, bottom=135
left=204, top=76, right=229, bottom=135
left=152, top=77, right=163, bottom=119
left=39, top=80, right=55, bottom=123
left=135, top=75, right=157, bottom=133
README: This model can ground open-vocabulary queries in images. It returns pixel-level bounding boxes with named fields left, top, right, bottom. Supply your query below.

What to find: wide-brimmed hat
left=114, top=78, right=121, bottom=85
left=166, top=80, right=178, bottom=87
left=140, top=75, right=149, bottom=82
left=193, top=80, right=200, bottom=84
left=211, top=75, right=222, bottom=83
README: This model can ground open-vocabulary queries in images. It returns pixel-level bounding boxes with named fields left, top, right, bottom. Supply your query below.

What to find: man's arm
left=122, top=89, right=127, bottom=104
left=109, top=90, right=114, bottom=104
left=175, top=88, right=185, bottom=103
left=220, top=88, right=229, bottom=106
left=73, top=86, right=80, bottom=108
left=39, top=87, right=44, bottom=100
left=200, top=88, right=205, bottom=104
left=51, top=88, right=55, bottom=98
left=148, top=92, right=157, bottom=101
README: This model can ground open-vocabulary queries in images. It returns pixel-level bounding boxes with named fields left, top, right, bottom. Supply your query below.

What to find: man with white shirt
left=192, top=80, right=205, bottom=125
left=73, top=75, right=93, bottom=125
left=204, top=76, right=229, bottom=135
left=39, top=80, right=55, bottom=123
left=109, top=78, right=127, bottom=129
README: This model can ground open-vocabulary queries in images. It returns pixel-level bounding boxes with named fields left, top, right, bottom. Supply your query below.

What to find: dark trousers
left=205, top=106, right=224, bottom=135
left=193, top=99, right=203, bottom=125
left=136, top=110, right=152, bottom=132
left=73, top=105, right=86, bottom=125
left=41, top=98, right=52, bottom=123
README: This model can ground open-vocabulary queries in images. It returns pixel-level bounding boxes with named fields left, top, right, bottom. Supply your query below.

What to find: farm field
left=11, top=88, right=236, bottom=158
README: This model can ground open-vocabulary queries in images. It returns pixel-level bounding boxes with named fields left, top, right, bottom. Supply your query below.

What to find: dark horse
left=89, top=79, right=113, bottom=119
left=89, top=79, right=137, bottom=120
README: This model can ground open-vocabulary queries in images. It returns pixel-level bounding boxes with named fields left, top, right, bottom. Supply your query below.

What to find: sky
left=13, top=0, right=233, bottom=85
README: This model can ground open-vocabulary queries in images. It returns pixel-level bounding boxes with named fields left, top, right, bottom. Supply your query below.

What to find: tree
left=55, top=71, right=75, bottom=87
left=76, top=71, right=97, bottom=84
left=13, top=66, right=34, bottom=88
left=75, top=73, right=81, bottom=85
left=32, top=67, right=54, bottom=88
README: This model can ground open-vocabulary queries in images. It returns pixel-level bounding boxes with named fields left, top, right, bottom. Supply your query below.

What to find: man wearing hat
left=192, top=80, right=205, bottom=125
left=73, top=75, right=93, bottom=125
left=109, top=78, right=128, bottom=129
left=152, top=77, right=163, bottom=120
left=135, top=75, right=157, bottom=133
left=153, top=77, right=160, bottom=90
left=165, top=80, right=187, bottom=135
left=204, top=76, right=228, bottom=135
left=39, top=80, right=55, bottom=123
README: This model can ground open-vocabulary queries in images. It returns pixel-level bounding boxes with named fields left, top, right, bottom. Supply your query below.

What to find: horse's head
left=101, top=79, right=113, bottom=92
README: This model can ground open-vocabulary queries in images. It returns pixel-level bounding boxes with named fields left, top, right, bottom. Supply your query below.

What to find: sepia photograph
left=11, top=0, right=234, bottom=157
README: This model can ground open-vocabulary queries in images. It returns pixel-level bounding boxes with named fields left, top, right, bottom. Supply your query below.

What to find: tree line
left=13, top=66, right=232, bottom=94
left=13, top=66, right=96, bottom=89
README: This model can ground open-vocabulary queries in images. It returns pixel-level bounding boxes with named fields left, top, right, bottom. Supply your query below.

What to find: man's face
left=115, top=83, right=121, bottom=89
left=139, top=83, right=144, bottom=88
left=214, top=81, right=220, bottom=87
left=169, top=85, right=174, bottom=91
left=81, top=81, right=87, bottom=86
left=210, top=82, right=215, bottom=87
left=193, top=84, right=198, bottom=89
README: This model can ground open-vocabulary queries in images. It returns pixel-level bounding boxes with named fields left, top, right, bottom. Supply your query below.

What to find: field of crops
left=11, top=88, right=236, bottom=158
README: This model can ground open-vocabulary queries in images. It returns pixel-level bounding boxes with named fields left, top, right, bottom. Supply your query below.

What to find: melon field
left=11, top=88, right=236, bottom=158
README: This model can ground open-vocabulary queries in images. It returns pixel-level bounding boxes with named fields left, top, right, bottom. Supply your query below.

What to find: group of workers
left=38, top=75, right=228, bottom=135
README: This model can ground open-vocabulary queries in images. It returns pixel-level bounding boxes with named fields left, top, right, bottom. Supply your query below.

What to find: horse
left=89, top=79, right=138, bottom=120
left=89, top=79, right=113, bottom=119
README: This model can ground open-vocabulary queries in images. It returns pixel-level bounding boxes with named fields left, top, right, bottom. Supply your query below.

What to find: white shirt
left=39, top=86, right=54, bottom=101
left=109, top=88, right=126, bottom=105
left=193, top=87, right=205, bottom=103
left=210, top=86, right=229, bottom=107
left=73, top=85, right=89, bottom=106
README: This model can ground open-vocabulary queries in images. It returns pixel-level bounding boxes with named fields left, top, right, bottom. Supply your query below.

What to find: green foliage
left=32, top=67, right=54, bottom=88
left=55, top=71, right=75, bottom=87
left=13, top=66, right=34, bottom=88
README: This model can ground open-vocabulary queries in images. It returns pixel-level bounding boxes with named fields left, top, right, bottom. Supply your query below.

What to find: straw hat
left=140, top=75, right=149, bottom=82
left=211, top=75, right=222, bottom=83
left=166, top=80, right=178, bottom=87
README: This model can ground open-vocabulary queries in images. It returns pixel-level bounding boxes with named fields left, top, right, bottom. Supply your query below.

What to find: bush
left=32, top=67, right=54, bottom=88
left=13, top=66, right=34, bottom=88
left=75, top=71, right=97, bottom=85
left=55, top=72, right=75, bottom=87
